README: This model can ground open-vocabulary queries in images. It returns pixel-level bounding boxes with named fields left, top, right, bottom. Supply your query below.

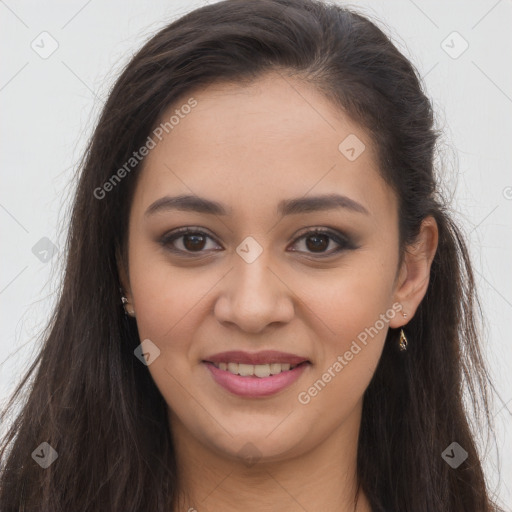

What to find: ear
left=389, top=216, right=439, bottom=328
left=116, top=244, right=132, bottom=300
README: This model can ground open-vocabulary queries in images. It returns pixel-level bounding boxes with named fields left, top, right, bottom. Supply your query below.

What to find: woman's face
left=121, top=72, right=414, bottom=463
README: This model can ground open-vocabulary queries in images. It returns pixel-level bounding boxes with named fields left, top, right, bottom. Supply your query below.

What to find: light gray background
left=1, top=0, right=511, bottom=508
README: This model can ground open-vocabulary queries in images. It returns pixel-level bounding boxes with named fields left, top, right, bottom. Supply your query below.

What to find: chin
left=203, top=426, right=309, bottom=465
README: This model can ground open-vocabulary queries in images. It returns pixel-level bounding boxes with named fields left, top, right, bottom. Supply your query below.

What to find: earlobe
left=390, top=216, right=439, bottom=328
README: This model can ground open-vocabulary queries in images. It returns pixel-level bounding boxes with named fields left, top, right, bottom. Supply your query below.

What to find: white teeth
left=269, top=363, right=282, bottom=375
left=254, top=364, right=270, bottom=378
left=227, top=362, right=239, bottom=374
left=238, top=363, right=253, bottom=376
left=211, top=361, right=301, bottom=377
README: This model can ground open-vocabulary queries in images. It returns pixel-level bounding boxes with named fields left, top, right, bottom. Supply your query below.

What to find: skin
left=118, top=71, right=438, bottom=512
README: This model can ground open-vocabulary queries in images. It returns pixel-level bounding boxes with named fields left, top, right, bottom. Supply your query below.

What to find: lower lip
left=203, top=362, right=310, bottom=398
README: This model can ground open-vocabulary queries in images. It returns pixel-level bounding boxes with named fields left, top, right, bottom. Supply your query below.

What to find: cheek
left=130, top=267, right=208, bottom=346
left=295, top=261, right=396, bottom=400
left=305, top=261, right=395, bottom=343
left=127, top=258, right=211, bottom=406
left=127, top=243, right=227, bottom=369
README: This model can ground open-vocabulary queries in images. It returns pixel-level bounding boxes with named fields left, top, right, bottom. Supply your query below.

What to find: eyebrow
left=144, top=193, right=369, bottom=217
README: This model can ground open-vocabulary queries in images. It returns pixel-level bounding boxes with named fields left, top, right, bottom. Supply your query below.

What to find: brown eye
left=160, top=226, right=355, bottom=258
left=289, top=228, right=354, bottom=256
left=304, top=233, right=330, bottom=252
left=160, top=228, right=221, bottom=255
left=182, top=233, right=207, bottom=251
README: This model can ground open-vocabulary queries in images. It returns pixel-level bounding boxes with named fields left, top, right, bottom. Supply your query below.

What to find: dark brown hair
left=0, top=0, right=502, bottom=510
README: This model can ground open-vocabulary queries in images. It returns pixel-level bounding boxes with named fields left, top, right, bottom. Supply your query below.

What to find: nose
left=213, top=253, right=295, bottom=334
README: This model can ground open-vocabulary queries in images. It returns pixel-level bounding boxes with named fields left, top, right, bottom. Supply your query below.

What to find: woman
left=0, top=0, right=503, bottom=510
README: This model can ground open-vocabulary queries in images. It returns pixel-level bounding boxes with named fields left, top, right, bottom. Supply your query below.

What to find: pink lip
left=204, top=350, right=309, bottom=366
left=203, top=361, right=310, bottom=398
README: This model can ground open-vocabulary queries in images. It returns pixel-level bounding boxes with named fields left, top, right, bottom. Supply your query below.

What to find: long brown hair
left=0, top=0, right=502, bottom=510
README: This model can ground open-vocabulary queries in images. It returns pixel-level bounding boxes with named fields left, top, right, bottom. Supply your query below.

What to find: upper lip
left=203, top=350, right=310, bottom=366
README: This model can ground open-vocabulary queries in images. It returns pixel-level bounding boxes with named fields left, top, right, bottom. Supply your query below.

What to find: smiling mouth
left=203, top=361, right=310, bottom=378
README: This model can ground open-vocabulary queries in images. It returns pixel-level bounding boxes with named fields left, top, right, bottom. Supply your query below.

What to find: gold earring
left=399, top=328, right=408, bottom=351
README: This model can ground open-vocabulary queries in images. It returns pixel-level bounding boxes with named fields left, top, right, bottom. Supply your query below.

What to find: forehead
left=132, top=72, right=396, bottom=223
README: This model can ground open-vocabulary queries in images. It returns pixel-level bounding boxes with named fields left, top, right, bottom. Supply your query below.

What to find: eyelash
left=159, top=226, right=356, bottom=258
